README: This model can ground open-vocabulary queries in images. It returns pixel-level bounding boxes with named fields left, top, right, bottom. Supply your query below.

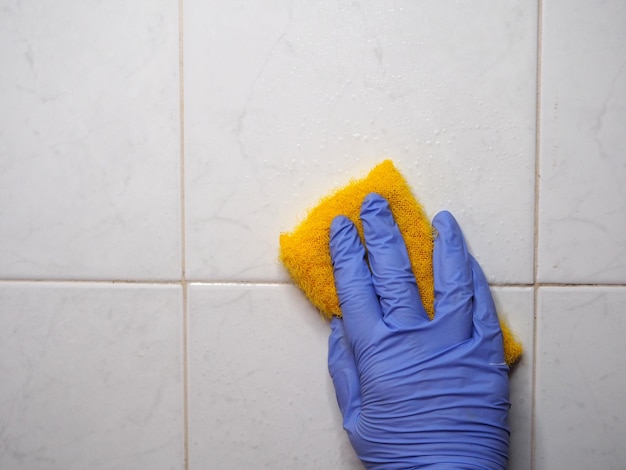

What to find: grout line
left=0, top=278, right=625, bottom=288
left=488, top=283, right=533, bottom=288
left=531, top=1, right=544, bottom=468
left=186, top=281, right=294, bottom=286
left=526, top=282, right=626, bottom=288
left=179, top=2, right=186, bottom=281
left=177, top=0, right=189, bottom=468
left=0, top=279, right=185, bottom=285
left=533, top=7, right=542, bottom=292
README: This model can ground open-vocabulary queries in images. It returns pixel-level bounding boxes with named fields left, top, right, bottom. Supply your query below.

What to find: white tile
left=187, top=283, right=533, bottom=469
left=184, top=1, right=538, bottom=284
left=187, top=284, right=361, bottom=469
left=0, top=1, right=181, bottom=280
left=188, top=285, right=362, bottom=470
left=537, top=0, right=626, bottom=283
left=0, top=283, right=184, bottom=469
left=491, top=287, right=534, bottom=470
left=535, top=287, right=626, bottom=469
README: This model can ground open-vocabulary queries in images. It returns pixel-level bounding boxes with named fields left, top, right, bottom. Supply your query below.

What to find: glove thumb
left=328, top=317, right=362, bottom=433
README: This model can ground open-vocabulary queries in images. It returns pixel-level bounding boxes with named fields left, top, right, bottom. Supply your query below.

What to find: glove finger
left=330, top=215, right=382, bottom=343
left=328, top=317, right=362, bottom=432
left=470, top=256, right=506, bottom=363
left=431, top=211, right=473, bottom=344
left=360, top=193, right=428, bottom=329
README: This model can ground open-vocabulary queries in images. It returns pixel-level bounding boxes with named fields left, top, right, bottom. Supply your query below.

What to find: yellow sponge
left=279, top=160, right=522, bottom=366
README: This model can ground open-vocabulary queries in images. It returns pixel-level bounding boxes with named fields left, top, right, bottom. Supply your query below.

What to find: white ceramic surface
left=0, top=0, right=181, bottom=280
left=184, top=0, right=538, bottom=284
left=1, top=1, right=625, bottom=469
left=0, top=283, right=184, bottom=469
left=186, top=284, right=361, bottom=469
left=535, top=287, right=626, bottom=469
left=538, top=0, right=626, bottom=283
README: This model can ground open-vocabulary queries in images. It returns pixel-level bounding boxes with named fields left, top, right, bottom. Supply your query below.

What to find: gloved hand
left=328, top=193, right=510, bottom=469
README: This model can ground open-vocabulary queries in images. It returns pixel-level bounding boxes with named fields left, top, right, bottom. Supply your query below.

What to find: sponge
left=279, top=160, right=522, bottom=366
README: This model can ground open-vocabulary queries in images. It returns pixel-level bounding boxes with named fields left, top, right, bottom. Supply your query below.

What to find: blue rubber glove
left=328, top=193, right=510, bottom=469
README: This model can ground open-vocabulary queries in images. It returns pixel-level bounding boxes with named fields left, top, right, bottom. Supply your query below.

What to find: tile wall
left=1, top=1, right=624, bottom=469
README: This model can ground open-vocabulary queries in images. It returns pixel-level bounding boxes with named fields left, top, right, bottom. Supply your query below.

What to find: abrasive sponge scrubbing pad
left=279, top=160, right=522, bottom=366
